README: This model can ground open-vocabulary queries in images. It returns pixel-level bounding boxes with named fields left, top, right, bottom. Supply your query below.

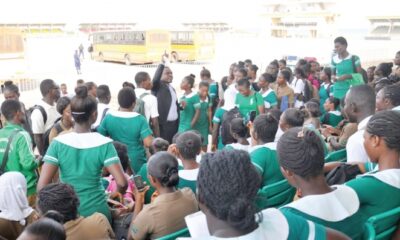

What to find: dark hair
left=197, top=150, right=261, bottom=231
left=327, top=96, right=340, bottom=110
left=40, top=79, right=56, bottom=97
left=122, top=81, right=135, bottom=89
left=76, top=79, right=85, bottom=85
left=0, top=99, right=21, bottom=121
left=381, top=85, right=400, bottom=107
left=199, top=81, right=209, bottom=89
left=283, top=108, right=305, bottom=127
left=347, top=85, right=376, bottom=114
left=172, top=132, right=182, bottom=144
left=37, top=183, right=79, bottom=222
left=22, top=218, right=66, bottom=240
left=237, top=78, right=250, bottom=88
left=278, top=59, right=287, bottom=66
left=253, top=113, right=278, bottom=143
left=150, top=138, right=170, bottom=155
left=85, top=81, right=96, bottom=91
left=294, top=67, right=307, bottom=79
left=260, top=73, right=275, bottom=83
left=56, top=97, right=71, bottom=115
left=322, top=67, right=332, bottom=81
left=200, top=67, right=211, bottom=79
left=148, top=152, right=179, bottom=187
left=305, top=101, right=321, bottom=118
left=238, top=61, right=245, bottom=68
left=71, top=86, right=97, bottom=124
left=237, top=68, right=248, bottom=78
left=334, top=36, right=348, bottom=47
left=96, top=85, right=111, bottom=102
left=113, top=141, right=129, bottom=171
left=249, top=64, right=258, bottom=72
left=269, top=109, right=282, bottom=122
left=296, top=59, right=307, bottom=67
left=3, top=81, right=19, bottom=95
left=375, top=78, right=392, bottom=93
left=42, top=210, right=65, bottom=224
left=183, top=74, right=196, bottom=88
left=118, top=87, right=136, bottom=109
left=244, top=59, right=252, bottom=65
left=277, top=127, right=325, bottom=180
left=176, top=131, right=201, bottom=160
left=366, top=110, right=400, bottom=152
left=269, top=60, right=279, bottom=69
left=280, top=70, right=291, bottom=82
left=230, top=118, right=248, bottom=138
left=135, top=72, right=150, bottom=86
left=377, top=62, right=394, bottom=77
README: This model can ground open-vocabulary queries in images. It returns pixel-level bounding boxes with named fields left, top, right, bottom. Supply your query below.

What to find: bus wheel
left=171, top=52, right=179, bottom=62
left=99, top=53, right=104, bottom=62
left=125, top=55, right=131, bottom=66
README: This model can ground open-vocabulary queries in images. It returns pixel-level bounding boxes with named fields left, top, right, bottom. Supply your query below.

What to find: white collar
left=108, top=111, right=140, bottom=119
left=282, top=185, right=359, bottom=222
left=332, top=53, right=353, bottom=63
left=179, top=168, right=199, bottom=181
left=55, top=132, right=113, bottom=149
left=249, top=142, right=277, bottom=153
left=392, top=106, right=400, bottom=111
left=358, top=115, right=372, bottom=131
left=364, top=169, right=400, bottom=189
left=226, top=143, right=251, bottom=151
left=261, top=88, right=273, bottom=98
left=329, top=110, right=341, bottom=116
left=200, top=96, right=209, bottom=103
left=135, top=88, right=151, bottom=94
left=184, top=92, right=197, bottom=98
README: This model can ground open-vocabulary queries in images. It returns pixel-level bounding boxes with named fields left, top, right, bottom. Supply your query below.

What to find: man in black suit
left=152, top=56, right=179, bottom=143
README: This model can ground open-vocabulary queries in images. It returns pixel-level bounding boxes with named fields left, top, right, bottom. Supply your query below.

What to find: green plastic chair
left=156, top=228, right=190, bottom=240
left=325, top=148, right=347, bottom=163
left=255, top=179, right=296, bottom=210
left=364, top=207, right=400, bottom=240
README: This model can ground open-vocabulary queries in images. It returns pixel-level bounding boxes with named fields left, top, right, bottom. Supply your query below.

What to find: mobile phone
left=132, top=175, right=146, bottom=192
left=249, top=111, right=257, bottom=122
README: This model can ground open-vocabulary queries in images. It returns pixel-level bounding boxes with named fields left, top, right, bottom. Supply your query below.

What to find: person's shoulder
left=83, top=213, right=110, bottom=226
left=180, top=187, right=197, bottom=199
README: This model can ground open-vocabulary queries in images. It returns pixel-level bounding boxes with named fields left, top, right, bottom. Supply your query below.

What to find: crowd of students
left=0, top=36, right=399, bottom=240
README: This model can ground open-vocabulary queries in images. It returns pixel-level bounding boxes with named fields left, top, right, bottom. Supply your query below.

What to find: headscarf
left=0, top=172, right=34, bottom=225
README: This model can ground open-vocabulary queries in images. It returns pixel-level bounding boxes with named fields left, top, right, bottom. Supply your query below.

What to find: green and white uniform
left=331, top=54, right=361, bottom=99
left=235, top=91, right=264, bottom=121
left=178, top=168, right=198, bottom=194
left=346, top=169, right=400, bottom=222
left=260, top=88, right=278, bottom=109
left=318, top=83, right=333, bottom=114
left=249, top=142, right=284, bottom=188
left=224, top=143, right=251, bottom=152
left=209, top=82, right=218, bottom=104
left=44, top=132, right=121, bottom=222
left=194, top=96, right=212, bottom=146
left=185, top=208, right=327, bottom=240
left=281, top=185, right=364, bottom=239
left=320, top=110, right=343, bottom=128
left=179, top=92, right=201, bottom=132
left=98, top=111, right=153, bottom=173
left=212, top=107, right=227, bottom=150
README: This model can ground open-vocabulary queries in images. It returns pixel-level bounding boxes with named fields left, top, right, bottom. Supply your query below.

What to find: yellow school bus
left=170, top=30, right=215, bottom=62
left=92, top=30, right=171, bottom=65
left=0, top=27, right=25, bottom=59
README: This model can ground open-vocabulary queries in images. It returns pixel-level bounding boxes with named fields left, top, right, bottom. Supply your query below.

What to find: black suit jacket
left=151, top=64, right=179, bottom=125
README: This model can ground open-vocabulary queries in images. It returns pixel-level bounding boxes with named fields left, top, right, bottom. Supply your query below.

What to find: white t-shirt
left=92, top=103, right=110, bottom=129
left=223, top=83, right=238, bottom=111
left=346, top=116, right=372, bottom=163
left=167, top=84, right=178, bottom=121
left=135, top=88, right=159, bottom=122
left=290, top=78, right=305, bottom=108
left=30, top=100, right=61, bottom=134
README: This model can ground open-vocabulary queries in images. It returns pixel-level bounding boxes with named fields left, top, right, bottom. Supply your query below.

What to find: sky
left=1, top=0, right=399, bottom=29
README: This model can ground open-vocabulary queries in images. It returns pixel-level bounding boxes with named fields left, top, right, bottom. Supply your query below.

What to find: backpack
left=133, top=93, right=149, bottom=117
left=26, top=105, right=47, bottom=148
left=302, top=79, right=314, bottom=103
left=220, top=107, right=242, bottom=145
left=42, top=118, right=63, bottom=155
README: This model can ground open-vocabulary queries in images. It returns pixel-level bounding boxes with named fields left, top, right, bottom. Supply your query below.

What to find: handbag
left=0, top=130, right=21, bottom=176
left=325, top=163, right=361, bottom=185
left=348, top=55, right=364, bottom=86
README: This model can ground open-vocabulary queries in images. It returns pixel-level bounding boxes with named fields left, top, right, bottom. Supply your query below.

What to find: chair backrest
left=157, top=228, right=190, bottom=240
left=255, top=179, right=296, bottom=210
left=325, top=149, right=347, bottom=163
left=364, top=207, right=400, bottom=240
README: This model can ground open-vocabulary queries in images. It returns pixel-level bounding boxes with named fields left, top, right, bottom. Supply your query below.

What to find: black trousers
left=159, top=120, right=179, bottom=144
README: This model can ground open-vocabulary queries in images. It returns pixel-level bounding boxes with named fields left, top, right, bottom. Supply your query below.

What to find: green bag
left=349, top=55, right=365, bottom=86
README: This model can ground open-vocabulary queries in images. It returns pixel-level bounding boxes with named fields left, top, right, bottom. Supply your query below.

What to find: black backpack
left=26, top=105, right=47, bottom=147
left=220, top=107, right=242, bottom=145
left=42, top=118, right=63, bottom=155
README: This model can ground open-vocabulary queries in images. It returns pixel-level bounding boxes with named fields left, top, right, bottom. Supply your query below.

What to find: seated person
left=278, top=127, right=364, bottom=239
left=303, top=101, right=321, bottom=129
left=375, top=84, right=400, bottom=111
left=279, top=108, right=304, bottom=133
left=48, top=97, right=73, bottom=143
left=320, top=97, right=343, bottom=128
left=224, top=118, right=250, bottom=151
left=0, top=172, right=39, bottom=240
left=17, top=216, right=66, bottom=240
left=149, top=138, right=169, bottom=155
left=36, top=183, right=115, bottom=239
left=249, top=113, right=284, bottom=187
left=185, top=149, right=349, bottom=240
left=346, top=110, right=400, bottom=221
left=176, top=131, right=201, bottom=193
left=129, top=152, right=198, bottom=240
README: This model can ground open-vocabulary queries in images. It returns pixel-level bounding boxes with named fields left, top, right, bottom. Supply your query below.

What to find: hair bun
left=75, top=85, right=88, bottom=98
left=4, top=81, right=13, bottom=86
left=185, top=139, right=194, bottom=148
left=43, top=210, right=65, bottom=224
left=189, top=74, right=196, bottom=79
left=227, top=197, right=254, bottom=230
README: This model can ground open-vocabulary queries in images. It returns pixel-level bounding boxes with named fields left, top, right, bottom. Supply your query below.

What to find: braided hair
left=197, top=150, right=261, bottom=232
left=366, top=110, right=400, bottom=152
left=382, top=85, right=400, bottom=107
left=148, top=152, right=179, bottom=187
left=253, top=113, right=278, bottom=143
left=277, top=127, right=325, bottom=180
left=282, top=108, right=305, bottom=128
left=230, top=118, right=248, bottom=139
left=37, top=183, right=80, bottom=222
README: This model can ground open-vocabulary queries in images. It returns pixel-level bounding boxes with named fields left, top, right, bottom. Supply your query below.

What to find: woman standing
left=194, top=81, right=212, bottom=151
left=274, top=70, right=295, bottom=111
left=178, top=75, right=201, bottom=133
left=38, top=86, right=128, bottom=223
left=235, top=78, right=264, bottom=121
left=319, top=67, right=333, bottom=115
